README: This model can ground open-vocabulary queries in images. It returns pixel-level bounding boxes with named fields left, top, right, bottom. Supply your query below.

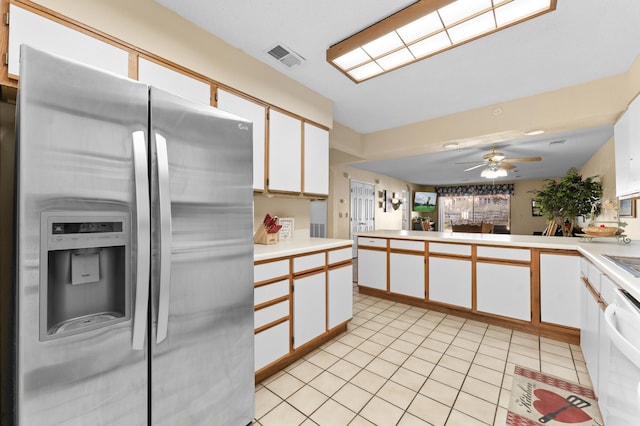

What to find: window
left=440, top=194, right=511, bottom=232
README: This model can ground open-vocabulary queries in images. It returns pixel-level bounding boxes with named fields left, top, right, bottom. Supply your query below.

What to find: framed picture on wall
left=531, top=199, right=542, bottom=217
left=619, top=199, right=636, bottom=218
left=278, top=217, right=294, bottom=239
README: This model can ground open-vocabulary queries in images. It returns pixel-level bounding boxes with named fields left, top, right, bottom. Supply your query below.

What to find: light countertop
left=254, top=238, right=353, bottom=262
left=356, top=230, right=640, bottom=302
left=356, top=230, right=585, bottom=250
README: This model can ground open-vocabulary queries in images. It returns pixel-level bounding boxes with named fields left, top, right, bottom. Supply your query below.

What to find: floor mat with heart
left=507, top=365, right=603, bottom=426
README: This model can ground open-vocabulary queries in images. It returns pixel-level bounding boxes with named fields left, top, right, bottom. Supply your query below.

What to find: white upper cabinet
left=138, top=58, right=210, bottom=105
left=8, top=5, right=129, bottom=77
left=268, top=109, right=302, bottom=193
left=615, top=94, right=640, bottom=199
left=303, top=123, right=329, bottom=195
left=217, top=89, right=267, bottom=191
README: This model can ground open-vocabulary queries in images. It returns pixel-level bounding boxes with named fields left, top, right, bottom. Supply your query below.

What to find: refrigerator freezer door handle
left=155, top=133, right=172, bottom=344
left=132, top=131, right=150, bottom=351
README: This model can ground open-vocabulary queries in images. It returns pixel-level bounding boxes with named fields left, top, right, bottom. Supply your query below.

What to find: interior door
left=149, top=87, right=255, bottom=425
left=350, top=180, right=375, bottom=257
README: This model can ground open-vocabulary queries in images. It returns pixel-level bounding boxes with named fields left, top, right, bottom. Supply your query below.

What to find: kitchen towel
left=507, top=365, right=603, bottom=426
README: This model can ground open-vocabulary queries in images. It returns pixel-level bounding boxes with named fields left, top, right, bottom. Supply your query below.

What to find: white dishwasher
left=601, top=288, right=640, bottom=425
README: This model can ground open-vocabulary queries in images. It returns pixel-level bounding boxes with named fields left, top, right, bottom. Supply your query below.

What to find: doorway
left=349, top=180, right=375, bottom=260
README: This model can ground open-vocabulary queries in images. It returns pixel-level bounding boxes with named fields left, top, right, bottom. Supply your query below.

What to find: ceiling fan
left=456, top=147, right=542, bottom=175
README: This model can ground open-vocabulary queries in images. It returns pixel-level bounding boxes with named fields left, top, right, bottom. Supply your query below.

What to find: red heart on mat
left=533, top=389, right=592, bottom=423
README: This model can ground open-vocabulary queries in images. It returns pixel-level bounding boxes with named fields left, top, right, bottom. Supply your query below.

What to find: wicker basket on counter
left=582, top=226, right=618, bottom=237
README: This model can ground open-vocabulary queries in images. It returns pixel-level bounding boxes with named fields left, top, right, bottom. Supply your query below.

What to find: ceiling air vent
left=267, top=44, right=305, bottom=68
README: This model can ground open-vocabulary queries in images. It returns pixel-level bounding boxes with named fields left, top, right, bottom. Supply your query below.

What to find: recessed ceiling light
left=443, top=142, right=459, bottom=149
left=524, top=129, right=545, bottom=136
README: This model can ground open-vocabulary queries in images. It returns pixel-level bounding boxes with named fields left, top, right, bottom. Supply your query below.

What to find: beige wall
left=253, top=196, right=311, bottom=239
left=328, top=165, right=420, bottom=240
left=580, top=138, right=640, bottom=239
left=510, top=180, right=549, bottom=235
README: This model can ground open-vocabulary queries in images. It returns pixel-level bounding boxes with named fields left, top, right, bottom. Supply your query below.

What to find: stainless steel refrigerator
left=13, top=45, right=255, bottom=425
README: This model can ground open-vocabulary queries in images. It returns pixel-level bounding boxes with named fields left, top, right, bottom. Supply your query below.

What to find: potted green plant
left=531, top=167, right=602, bottom=237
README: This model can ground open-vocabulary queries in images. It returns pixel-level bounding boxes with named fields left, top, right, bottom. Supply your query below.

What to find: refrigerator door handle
left=155, top=133, right=172, bottom=344
left=132, top=131, right=150, bottom=351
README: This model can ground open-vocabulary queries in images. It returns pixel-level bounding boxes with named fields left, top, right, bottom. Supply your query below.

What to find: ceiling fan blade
left=455, top=161, right=486, bottom=165
left=501, top=163, right=516, bottom=170
left=502, top=156, right=542, bottom=163
left=464, top=163, right=487, bottom=171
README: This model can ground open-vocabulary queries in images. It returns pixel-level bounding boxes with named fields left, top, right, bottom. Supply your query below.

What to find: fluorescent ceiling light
left=447, top=11, right=496, bottom=44
left=348, top=62, right=384, bottom=81
left=333, top=48, right=370, bottom=69
left=376, top=48, right=415, bottom=70
left=362, top=32, right=404, bottom=57
left=409, top=32, right=451, bottom=59
left=397, top=12, right=443, bottom=43
left=495, top=0, right=552, bottom=26
left=439, top=0, right=492, bottom=27
left=327, top=0, right=556, bottom=83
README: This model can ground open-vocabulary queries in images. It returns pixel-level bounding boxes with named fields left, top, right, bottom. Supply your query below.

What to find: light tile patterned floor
left=255, top=288, right=590, bottom=426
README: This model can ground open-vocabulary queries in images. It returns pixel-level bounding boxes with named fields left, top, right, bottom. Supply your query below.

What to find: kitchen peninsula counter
left=356, top=230, right=640, bottom=301
left=355, top=230, right=640, bottom=344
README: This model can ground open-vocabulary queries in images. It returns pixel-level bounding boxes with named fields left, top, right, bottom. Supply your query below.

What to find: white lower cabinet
left=540, top=254, right=581, bottom=327
left=390, top=252, right=425, bottom=298
left=581, top=279, right=601, bottom=391
left=476, top=262, right=531, bottom=321
left=328, top=264, right=353, bottom=329
left=358, top=249, right=387, bottom=291
left=255, top=320, right=290, bottom=371
left=428, top=257, right=471, bottom=308
left=293, top=272, right=327, bottom=348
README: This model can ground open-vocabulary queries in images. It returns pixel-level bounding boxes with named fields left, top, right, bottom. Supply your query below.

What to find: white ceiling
left=153, top=0, right=640, bottom=185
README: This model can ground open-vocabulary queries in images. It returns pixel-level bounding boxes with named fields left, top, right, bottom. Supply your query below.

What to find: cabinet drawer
left=255, top=300, right=289, bottom=329
left=255, top=279, right=289, bottom=306
left=293, top=252, right=325, bottom=273
left=357, top=237, right=387, bottom=248
left=328, top=247, right=352, bottom=264
left=429, top=242, right=471, bottom=256
left=580, top=257, right=590, bottom=276
left=255, top=259, right=289, bottom=283
left=255, top=320, right=290, bottom=371
left=600, top=275, right=617, bottom=305
left=587, top=262, right=602, bottom=292
left=477, top=246, right=530, bottom=261
left=390, top=239, right=424, bottom=251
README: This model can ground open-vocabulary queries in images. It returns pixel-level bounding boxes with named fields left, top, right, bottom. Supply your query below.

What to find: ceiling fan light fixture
left=481, top=167, right=508, bottom=178
left=327, top=0, right=556, bottom=83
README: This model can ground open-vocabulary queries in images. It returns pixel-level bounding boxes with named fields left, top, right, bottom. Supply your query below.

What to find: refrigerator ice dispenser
left=40, top=211, right=130, bottom=340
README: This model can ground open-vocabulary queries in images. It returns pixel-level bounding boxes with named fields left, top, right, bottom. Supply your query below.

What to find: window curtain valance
left=435, top=184, right=514, bottom=196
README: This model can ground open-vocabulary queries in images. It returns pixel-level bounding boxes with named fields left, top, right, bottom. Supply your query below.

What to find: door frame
left=349, top=179, right=376, bottom=257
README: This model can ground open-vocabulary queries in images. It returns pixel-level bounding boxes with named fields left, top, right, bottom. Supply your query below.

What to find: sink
left=602, top=255, right=640, bottom=278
